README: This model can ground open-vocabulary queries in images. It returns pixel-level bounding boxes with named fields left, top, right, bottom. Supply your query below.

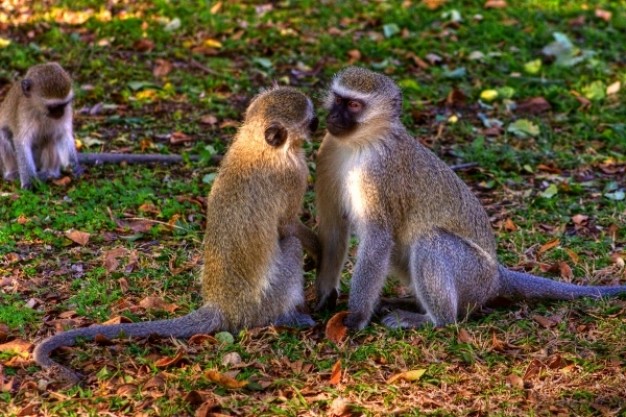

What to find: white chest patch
left=334, top=146, right=372, bottom=224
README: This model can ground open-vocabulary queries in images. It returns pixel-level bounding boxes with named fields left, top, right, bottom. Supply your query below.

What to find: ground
left=0, top=1, right=625, bottom=416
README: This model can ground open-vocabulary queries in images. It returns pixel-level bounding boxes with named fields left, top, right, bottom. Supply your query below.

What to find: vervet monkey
left=0, top=62, right=81, bottom=188
left=315, top=66, right=626, bottom=331
left=34, top=86, right=319, bottom=383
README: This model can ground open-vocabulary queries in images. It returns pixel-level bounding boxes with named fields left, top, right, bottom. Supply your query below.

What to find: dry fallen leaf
left=595, top=8, right=612, bottom=22
left=457, top=328, right=473, bottom=344
left=564, top=248, right=580, bottom=265
left=188, top=334, right=219, bottom=345
left=606, top=81, right=621, bottom=96
left=537, top=239, right=560, bottom=257
left=139, top=296, right=178, bottom=313
left=205, top=369, right=248, bottom=389
left=200, top=114, right=218, bottom=125
left=532, top=314, right=558, bottom=328
left=103, top=247, right=128, bottom=272
left=133, top=38, right=154, bottom=52
left=347, top=49, right=361, bottom=64
left=195, top=398, right=220, bottom=417
left=143, top=374, right=166, bottom=390
left=0, top=339, right=32, bottom=355
left=559, top=261, right=573, bottom=280
left=484, top=0, right=507, bottom=8
left=52, top=176, right=72, bottom=186
left=571, top=214, right=589, bottom=225
left=328, top=397, right=353, bottom=417
left=329, top=360, right=342, bottom=385
left=102, top=316, right=132, bottom=325
left=170, top=131, right=194, bottom=144
left=153, top=58, right=173, bottom=78
left=516, top=96, right=551, bottom=115
left=210, top=1, right=222, bottom=14
left=422, top=0, right=445, bottom=10
left=504, top=218, right=518, bottom=232
left=325, top=311, right=349, bottom=344
left=17, top=403, right=39, bottom=417
left=154, top=349, right=187, bottom=368
left=387, top=369, right=426, bottom=384
left=522, top=358, right=544, bottom=381
left=65, top=229, right=91, bottom=246
left=506, top=373, right=524, bottom=389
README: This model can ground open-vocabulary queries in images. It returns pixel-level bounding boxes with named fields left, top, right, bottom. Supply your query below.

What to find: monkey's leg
left=344, top=227, right=394, bottom=331
left=315, top=212, right=351, bottom=310
left=0, top=132, right=17, bottom=181
left=383, top=232, right=490, bottom=329
left=273, top=235, right=315, bottom=328
left=14, top=133, right=38, bottom=188
left=38, top=142, right=61, bottom=180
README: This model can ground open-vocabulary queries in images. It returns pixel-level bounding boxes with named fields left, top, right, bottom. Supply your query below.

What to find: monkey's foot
left=376, top=297, right=423, bottom=315
left=275, top=311, right=315, bottom=328
left=37, top=170, right=61, bottom=181
left=72, top=163, right=84, bottom=177
left=343, top=311, right=369, bottom=331
left=381, top=310, right=431, bottom=329
left=3, top=171, right=17, bottom=181
left=314, top=288, right=338, bottom=312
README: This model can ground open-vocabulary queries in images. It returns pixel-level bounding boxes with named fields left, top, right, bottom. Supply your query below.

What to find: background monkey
left=34, top=86, right=319, bottom=383
left=0, top=62, right=81, bottom=189
left=315, top=66, right=626, bottom=331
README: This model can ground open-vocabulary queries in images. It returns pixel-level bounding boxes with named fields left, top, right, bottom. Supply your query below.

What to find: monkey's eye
left=334, top=96, right=343, bottom=105
left=347, top=100, right=363, bottom=113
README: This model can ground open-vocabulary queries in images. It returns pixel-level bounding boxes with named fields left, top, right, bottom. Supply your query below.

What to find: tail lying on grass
left=499, top=266, right=626, bottom=301
left=33, top=306, right=222, bottom=384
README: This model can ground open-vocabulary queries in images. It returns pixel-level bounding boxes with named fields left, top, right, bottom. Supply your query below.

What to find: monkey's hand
left=278, top=223, right=298, bottom=239
left=314, top=287, right=338, bottom=312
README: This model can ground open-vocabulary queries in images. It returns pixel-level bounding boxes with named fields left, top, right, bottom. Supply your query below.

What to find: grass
left=1, top=0, right=625, bottom=416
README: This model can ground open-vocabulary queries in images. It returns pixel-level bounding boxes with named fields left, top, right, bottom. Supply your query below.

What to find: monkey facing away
left=34, top=86, right=320, bottom=383
left=0, top=62, right=81, bottom=189
left=315, top=66, right=626, bottom=331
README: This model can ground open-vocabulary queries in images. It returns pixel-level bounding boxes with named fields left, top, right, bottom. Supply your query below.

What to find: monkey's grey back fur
left=315, top=66, right=626, bottom=331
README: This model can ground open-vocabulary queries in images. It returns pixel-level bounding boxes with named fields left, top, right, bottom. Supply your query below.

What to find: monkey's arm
left=315, top=209, right=350, bottom=311
left=344, top=225, right=394, bottom=331
left=295, top=222, right=320, bottom=262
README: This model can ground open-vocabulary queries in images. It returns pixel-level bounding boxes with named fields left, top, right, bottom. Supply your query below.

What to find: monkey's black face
left=326, top=94, right=363, bottom=137
left=47, top=101, right=70, bottom=119
left=309, top=116, right=319, bottom=133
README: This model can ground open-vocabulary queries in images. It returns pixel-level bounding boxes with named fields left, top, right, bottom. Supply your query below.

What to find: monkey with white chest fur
left=0, top=62, right=81, bottom=189
left=315, top=66, right=626, bottom=331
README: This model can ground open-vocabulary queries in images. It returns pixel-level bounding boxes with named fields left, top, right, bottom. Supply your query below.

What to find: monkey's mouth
left=326, top=121, right=356, bottom=137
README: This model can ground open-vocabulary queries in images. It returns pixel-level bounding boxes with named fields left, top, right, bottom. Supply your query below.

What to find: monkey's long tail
left=499, top=266, right=626, bottom=301
left=33, top=306, right=222, bottom=384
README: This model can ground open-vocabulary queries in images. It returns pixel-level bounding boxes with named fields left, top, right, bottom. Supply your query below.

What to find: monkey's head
left=21, top=63, right=73, bottom=120
left=325, top=66, right=402, bottom=137
left=244, top=86, right=318, bottom=148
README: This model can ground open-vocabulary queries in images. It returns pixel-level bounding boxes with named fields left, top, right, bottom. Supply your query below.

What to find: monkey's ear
left=264, top=122, right=288, bottom=147
left=21, top=79, right=32, bottom=97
